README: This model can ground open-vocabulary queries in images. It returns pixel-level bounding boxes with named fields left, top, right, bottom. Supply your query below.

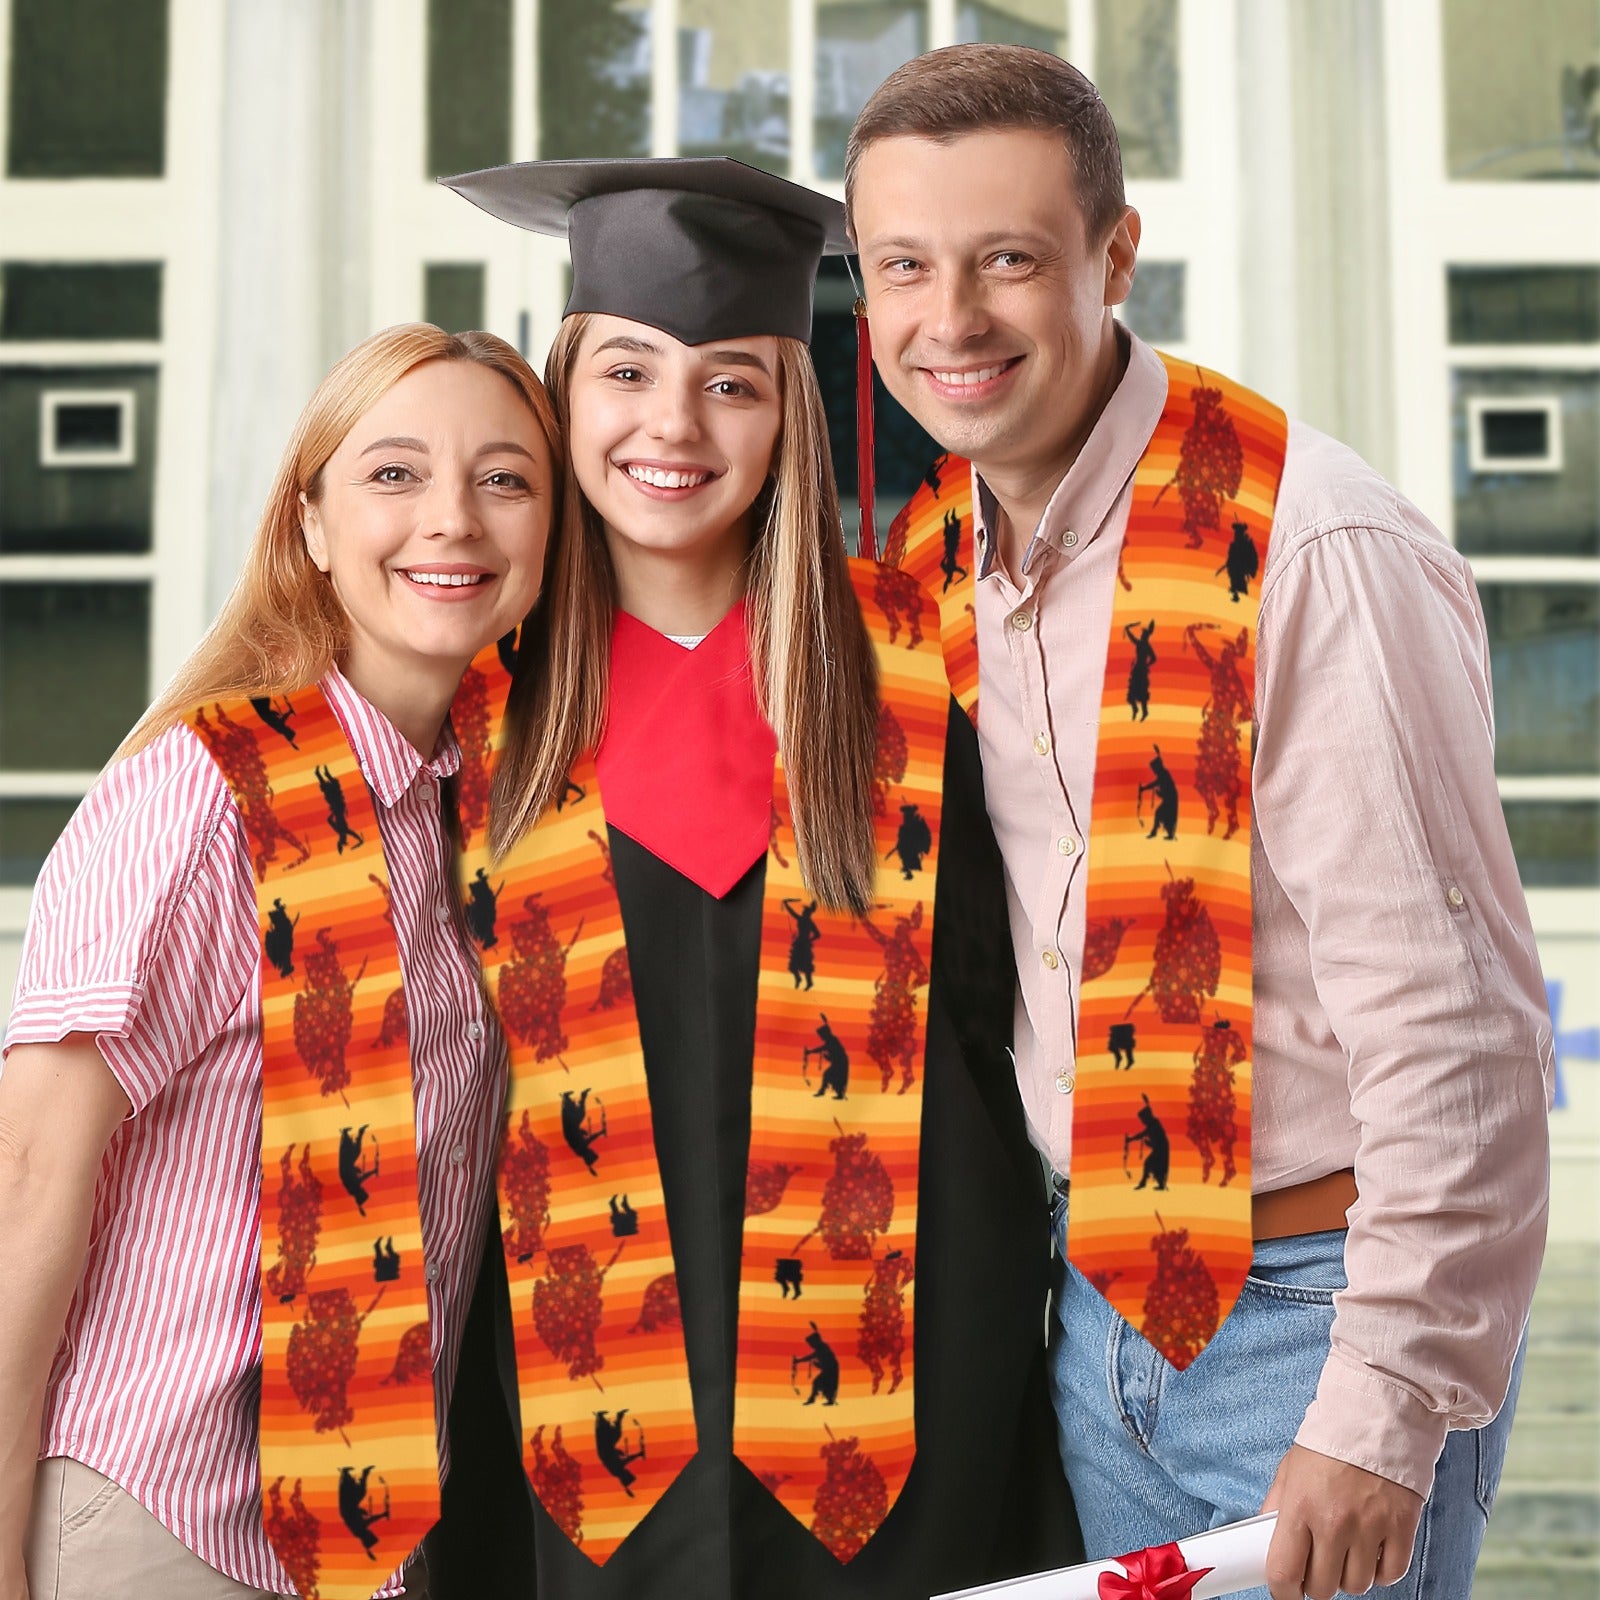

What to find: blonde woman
left=424, top=160, right=1077, bottom=1600
left=0, top=325, right=559, bottom=1600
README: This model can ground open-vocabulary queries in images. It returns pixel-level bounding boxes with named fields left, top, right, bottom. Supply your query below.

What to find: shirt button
left=449, top=1143, right=467, bottom=1166
left=424, top=1260, right=441, bottom=1286
left=1057, top=836, right=1076, bottom=855
left=1055, top=1072, right=1076, bottom=1094
left=1041, top=949, right=1060, bottom=970
left=1061, top=530, right=1079, bottom=548
left=466, top=1020, right=485, bottom=1041
left=434, top=902, right=451, bottom=924
left=1446, top=886, right=1466, bottom=909
left=1033, top=732, right=1051, bottom=756
left=1011, top=610, right=1033, bottom=632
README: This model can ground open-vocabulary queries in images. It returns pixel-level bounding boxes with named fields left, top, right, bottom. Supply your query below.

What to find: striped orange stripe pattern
left=454, top=558, right=949, bottom=1563
left=732, top=561, right=946, bottom=1556
left=883, top=452, right=979, bottom=726
left=189, top=688, right=439, bottom=1600
left=456, top=684, right=699, bottom=1565
left=886, top=352, right=1287, bottom=1369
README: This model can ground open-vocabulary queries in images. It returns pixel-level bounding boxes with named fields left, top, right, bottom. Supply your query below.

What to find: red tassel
left=854, top=296, right=877, bottom=562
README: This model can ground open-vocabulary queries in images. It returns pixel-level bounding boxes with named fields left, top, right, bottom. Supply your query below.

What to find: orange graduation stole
left=886, top=352, right=1287, bottom=1370
left=189, top=689, right=442, bottom=1600
left=452, top=558, right=949, bottom=1563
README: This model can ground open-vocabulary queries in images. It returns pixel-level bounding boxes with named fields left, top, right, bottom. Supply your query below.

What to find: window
left=0, top=263, right=163, bottom=343
left=1121, top=262, right=1185, bottom=344
left=1442, top=0, right=1600, bottom=181
left=0, top=0, right=190, bottom=923
left=1481, top=583, right=1600, bottom=777
left=956, top=0, right=1065, bottom=52
left=1467, top=396, right=1563, bottom=473
left=814, top=1, right=929, bottom=180
left=1502, top=802, right=1600, bottom=888
left=0, top=583, right=151, bottom=774
left=1096, top=0, right=1179, bottom=179
left=0, top=363, right=160, bottom=881
left=1448, top=305, right=1600, bottom=890
left=539, top=0, right=652, bottom=160
left=424, top=264, right=488, bottom=333
left=0, top=798, right=82, bottom=888
left=426, top=0, right=514, bottom=176
left=0, top=367, right=159, bottom=554
left=679, top=0, right=792, bottom=173
left=5, top=0, right=167, bottom=177
left=39, top=391, right=136, bottom=468
left=1452, top=370, right=1599, bottom=557
left=1449, top=267, right=1600, bottom=345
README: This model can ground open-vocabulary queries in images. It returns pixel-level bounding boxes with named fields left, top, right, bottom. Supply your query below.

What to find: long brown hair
left=120, top=323, right=561, bottom=758
left=490, top=313, right=880, bottom=913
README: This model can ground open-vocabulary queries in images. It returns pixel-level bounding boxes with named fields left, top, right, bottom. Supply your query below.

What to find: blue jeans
left=1048, top=1199, right=1525, bottom=1599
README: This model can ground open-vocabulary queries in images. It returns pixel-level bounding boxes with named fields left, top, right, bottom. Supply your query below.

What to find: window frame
left=0, top=0, right=225, bottom=931
left=37, top=386, right=138, bottom=468
left=1463, top=393, right=1565, bottom=474
left=1383, top=0, right=1600, bottom=918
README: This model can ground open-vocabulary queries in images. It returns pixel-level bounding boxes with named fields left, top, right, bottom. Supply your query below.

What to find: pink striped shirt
left=2, top=669, right=506, bottom=1596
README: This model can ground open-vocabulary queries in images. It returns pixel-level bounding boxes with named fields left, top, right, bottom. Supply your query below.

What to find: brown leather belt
left=1252, top=1168, right=1357, bottom=1240
left=1050, top=1167, right=1357, bottom=1241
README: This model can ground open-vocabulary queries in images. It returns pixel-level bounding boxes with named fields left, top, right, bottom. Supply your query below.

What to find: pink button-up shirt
left=2, top=668, right=506, bottom=1595
left=973, top=330, right=1552, bottom=1497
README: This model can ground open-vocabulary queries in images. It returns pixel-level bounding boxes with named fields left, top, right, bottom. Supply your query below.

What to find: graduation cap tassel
left=853, top=296, right=878, bottom=562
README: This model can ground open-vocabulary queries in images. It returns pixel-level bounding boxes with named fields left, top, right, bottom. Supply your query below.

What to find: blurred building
left=0, top=0, right=1597, bottom=1584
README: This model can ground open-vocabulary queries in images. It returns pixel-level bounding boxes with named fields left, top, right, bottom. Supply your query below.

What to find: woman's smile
left=615, top=458, right=722, bottom=499
left=394, top=559, right=499, bottom=597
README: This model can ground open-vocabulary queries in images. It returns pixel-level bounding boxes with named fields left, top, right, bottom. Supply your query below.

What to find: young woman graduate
left=0, top=325, right=559, bottom=1600
left=421, top=159, right=1079, bottom=1600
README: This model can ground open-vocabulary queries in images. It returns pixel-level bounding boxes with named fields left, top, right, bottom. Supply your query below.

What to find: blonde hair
left=491, top=313, right=879, bottom=913
left=120, top=323, right=561, bottom=757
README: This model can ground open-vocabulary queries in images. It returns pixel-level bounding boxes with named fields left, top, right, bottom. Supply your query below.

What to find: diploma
left=933, top=1511, right=1279, bottom=1600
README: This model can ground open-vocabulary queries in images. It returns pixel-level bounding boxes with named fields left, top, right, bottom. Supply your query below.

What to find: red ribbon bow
left=1097, top=1542, right=1213, bottom=1600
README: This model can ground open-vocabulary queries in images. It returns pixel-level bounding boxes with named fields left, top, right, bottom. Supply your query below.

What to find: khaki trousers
left=25, top=1458, right=430, bottom=1600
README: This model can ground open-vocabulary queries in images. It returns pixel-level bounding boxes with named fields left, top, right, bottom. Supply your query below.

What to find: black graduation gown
left=424, top=701, right=1081, bottom=1598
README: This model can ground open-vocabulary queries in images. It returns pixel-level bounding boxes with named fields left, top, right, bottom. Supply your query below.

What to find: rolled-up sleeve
left=1253, top=521, right=1553, bottom=1498
left=3, top=725, right=259, bottom=1114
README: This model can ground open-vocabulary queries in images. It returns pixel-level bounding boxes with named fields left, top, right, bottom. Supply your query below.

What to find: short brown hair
left=845, top=44, right=1125, bottom=240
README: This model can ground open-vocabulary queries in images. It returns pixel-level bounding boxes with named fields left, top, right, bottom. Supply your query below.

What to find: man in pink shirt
left=846, top=44, right=1552, bottom=1600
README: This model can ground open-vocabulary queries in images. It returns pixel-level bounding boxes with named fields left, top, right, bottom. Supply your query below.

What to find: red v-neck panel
left=596, top=601, right=778, bottom=899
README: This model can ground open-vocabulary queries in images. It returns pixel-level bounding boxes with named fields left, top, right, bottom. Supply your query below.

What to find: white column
left=205, top=0, right=370, bottom=612
left=651, top=0, right=679, bottom=156
left=1066, top=0, right=1095, bottom=73
left=1233, top=0, right=1299, bottom=412
left=153, top=0, right=227, bottom=684
left=515, top=0, right=537, bottom=159
left=1285, top=0, right=1397, bottom=481
left=320, top=0, right=373, bottom=363
left=1178, top=0, right=1241, bottom=375
left=791, top=0, right=816, bottom=186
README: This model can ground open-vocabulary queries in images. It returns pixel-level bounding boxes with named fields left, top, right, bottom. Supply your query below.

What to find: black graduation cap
left=440, top=157, right=852, bottom=346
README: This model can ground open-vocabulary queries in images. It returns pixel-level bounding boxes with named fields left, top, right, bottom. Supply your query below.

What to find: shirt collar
left=972, top=326, right=1169, bottom=581
left=321, top=663, right=462, bottom=810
